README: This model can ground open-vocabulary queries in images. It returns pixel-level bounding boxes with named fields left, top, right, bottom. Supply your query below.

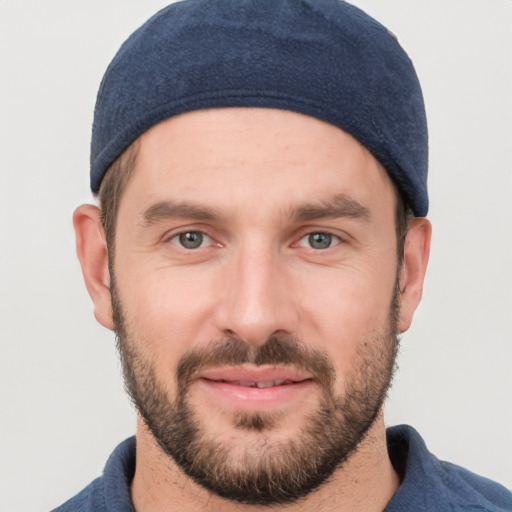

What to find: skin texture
left=74, top=108, right=431, bottom=511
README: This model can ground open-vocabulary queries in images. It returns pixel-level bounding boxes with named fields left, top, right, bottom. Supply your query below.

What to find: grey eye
left=177, top=232, right=205, bottom=249
left=308, top=233, right=333, bottom=249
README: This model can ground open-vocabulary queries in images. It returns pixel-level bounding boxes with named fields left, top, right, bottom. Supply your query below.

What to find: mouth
left=210, top=379, right=301, bottom=388
left=195, top=365, right=315, bottom=410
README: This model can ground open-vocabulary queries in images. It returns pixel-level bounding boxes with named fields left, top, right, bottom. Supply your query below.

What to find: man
left=53, top=0, right=511, bottom=511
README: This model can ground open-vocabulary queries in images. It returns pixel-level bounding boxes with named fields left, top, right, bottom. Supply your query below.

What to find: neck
left=130, top=413, right=400, bottom=512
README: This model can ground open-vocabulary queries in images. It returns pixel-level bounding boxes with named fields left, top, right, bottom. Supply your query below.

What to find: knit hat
left=91, top=0, right=428, bottom=216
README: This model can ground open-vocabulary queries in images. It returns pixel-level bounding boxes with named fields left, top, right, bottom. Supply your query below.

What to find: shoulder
left=385, top=425, right=512, bottom=512
left=438, top=460, right=512, bottom=511
left=50, top=478, right=105, bottom=512
left=49, top=437, right=136, bottom=512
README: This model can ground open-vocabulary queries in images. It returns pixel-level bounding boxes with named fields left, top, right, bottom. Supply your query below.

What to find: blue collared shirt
left=52, top=425, right=512, bottom=511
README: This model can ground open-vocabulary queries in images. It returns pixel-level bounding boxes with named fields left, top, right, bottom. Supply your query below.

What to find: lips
left=198, top=365, right=311, bottom=386
left=217, top=379, right=297, bottom=388
left=195, top=365, right=314, bottom=410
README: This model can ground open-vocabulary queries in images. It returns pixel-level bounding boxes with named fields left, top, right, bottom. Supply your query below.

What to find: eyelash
left=296, top=232, right=342, bottom=250
left=168, top=231, right=214, bottom=250
left=167, top=229, right=342, bottom=252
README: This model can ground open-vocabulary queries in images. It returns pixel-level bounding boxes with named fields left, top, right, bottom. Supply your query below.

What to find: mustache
left=176, top=336, right=336, bottom=391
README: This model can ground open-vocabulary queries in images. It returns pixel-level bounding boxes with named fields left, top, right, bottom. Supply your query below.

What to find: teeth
left=227, top=379, right=293, bottom=388
left=256, top=380, right=277, bottom=388
left=233, top=381, right=257, bottom=388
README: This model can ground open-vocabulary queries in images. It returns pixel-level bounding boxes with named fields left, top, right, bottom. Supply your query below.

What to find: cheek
left=115, top=261, right=220, bottom=360
left=295, top=261, right=397, bottom=373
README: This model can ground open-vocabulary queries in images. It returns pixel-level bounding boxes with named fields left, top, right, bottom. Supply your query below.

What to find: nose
left=214, top=242, right=299, bottom=346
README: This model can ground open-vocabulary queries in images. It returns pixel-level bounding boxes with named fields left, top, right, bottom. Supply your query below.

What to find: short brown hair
left=98, top=140, right=139, bottom=259
left=98, top=142, right=412, bottom=264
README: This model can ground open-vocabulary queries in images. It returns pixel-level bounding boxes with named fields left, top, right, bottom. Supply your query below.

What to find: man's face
left=110, top=108, right=403, bottom=504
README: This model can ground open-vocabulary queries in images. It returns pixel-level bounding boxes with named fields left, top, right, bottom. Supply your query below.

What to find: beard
left=112, top=279, right=400, bottom=506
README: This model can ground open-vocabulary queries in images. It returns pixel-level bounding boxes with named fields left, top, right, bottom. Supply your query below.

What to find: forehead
left=119, top=108, right=397, bottom=219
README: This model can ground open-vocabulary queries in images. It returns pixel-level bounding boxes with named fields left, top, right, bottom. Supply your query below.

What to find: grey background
left=1, top=1, right=511, bottom=510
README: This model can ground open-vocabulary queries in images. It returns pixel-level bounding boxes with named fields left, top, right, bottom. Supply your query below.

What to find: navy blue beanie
left=91, top=0, right=428, bottom=216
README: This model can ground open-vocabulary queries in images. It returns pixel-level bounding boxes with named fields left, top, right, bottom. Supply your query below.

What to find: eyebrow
left=141, top=200, right=223, bottom=226
left=291, top=193, right=371, bottom=223
left=140, top=192, right=370, bottom=227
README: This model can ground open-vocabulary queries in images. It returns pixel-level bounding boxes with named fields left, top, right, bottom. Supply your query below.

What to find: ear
left=397, top=218, right=432, bottom=333
left=73, top=204, right=114, bottom=330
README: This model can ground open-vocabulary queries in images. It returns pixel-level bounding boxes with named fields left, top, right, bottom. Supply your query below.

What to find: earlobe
left=397, top=218, right=432, bottom=333
left=73, top=204, right=115, bottom=330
